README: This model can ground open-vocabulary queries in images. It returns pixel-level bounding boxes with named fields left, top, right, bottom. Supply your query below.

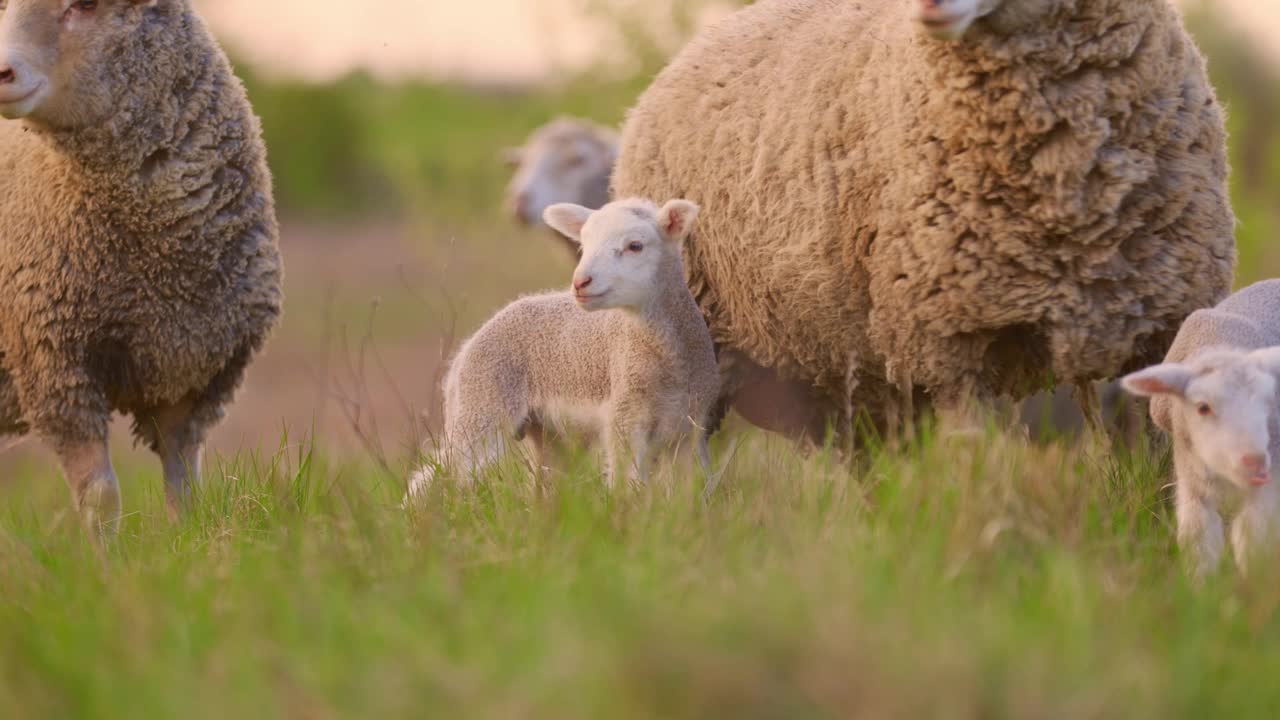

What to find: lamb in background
left=614, top=0, right=1234, bottom=444
left=1123, top=280, right=1280, bottom=578
left=407, top=198, right=719, bottom=499
left=0, top=0, right=283, bottom=531
left=503, top=117, right=618, bottom=258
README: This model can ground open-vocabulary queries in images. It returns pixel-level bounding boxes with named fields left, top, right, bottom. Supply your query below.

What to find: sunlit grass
left=4, top=427, right=1280, bottom=718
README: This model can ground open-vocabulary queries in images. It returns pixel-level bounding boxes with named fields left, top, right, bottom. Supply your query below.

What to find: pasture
left=1, top=3, right=1280, bottom=718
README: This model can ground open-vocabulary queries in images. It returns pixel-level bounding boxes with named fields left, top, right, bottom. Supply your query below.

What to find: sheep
left=1017, top=380, right=1144, bottom=445
left=503, top=117, right=619, bottom=259
left=406, top=198, right=719, bottom=499
left=1122, top=280, right=1280, bottom=577
left=0, top=0, right=283, bottom=532
left=612, top=0, right=1234, bottom=443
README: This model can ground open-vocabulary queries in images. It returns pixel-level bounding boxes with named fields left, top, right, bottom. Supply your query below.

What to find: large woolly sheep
left=613, top=0, right=1234, bottom=442
left=0, top=0, right=283, bottom=531
left=1123, top=280, right=1280, bottom=577
left=406, top=198, right=719, bottom=498
left=503, top=117, right=619, bottom=258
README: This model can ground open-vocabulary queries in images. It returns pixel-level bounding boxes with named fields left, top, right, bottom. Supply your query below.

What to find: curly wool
left=0, top=2, right=282, bottom=451
left=614, top=0, right=1234, bottom=431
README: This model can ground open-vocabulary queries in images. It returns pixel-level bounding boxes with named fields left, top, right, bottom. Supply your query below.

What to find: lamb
left=613, top=0, right=1234, bottom=443
left=503, top=117, right=619, bottom=259
left=406, top=198, right=720, bottom=499
left=1122, top=280, right=1280, bottom=577
left=0, top=0, right=283, bottom=531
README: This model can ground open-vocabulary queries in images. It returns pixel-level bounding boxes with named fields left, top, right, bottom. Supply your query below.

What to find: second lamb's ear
left=657, top=200, right=700, bottom=243
left=543, top=203, right=594, bottom=243
left=1121, top=364, right=1194, bottom=399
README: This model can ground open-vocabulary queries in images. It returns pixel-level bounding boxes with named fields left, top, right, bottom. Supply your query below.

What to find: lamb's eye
left=1197, top=403, right=1214, bottom=417
left=72, top=0, right=98, bottom=11
left=626, top=241, right=644, bottom=253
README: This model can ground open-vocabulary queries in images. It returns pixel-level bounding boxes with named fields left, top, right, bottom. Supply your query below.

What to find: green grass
left=5, top=428, right=1280, bottom=718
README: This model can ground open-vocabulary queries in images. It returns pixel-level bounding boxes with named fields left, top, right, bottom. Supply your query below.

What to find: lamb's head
left=915, top=0, right=1064, bottom=40
left=543, top=198, right=698, bottom=313
left=1123, top=348, right=1280, bottom=490
left=0, top=0, right=164, bottom=126
left=504, top=118, right=618, bottom=227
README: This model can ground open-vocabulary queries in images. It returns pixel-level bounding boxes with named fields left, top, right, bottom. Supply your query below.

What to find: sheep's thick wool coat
left=0, top=4, right=282, bottom=450
left=614, top=0, right=1234, bottom=431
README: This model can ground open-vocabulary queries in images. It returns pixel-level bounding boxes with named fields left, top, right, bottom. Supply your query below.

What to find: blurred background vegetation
left=237, top=0, right=1278, bottom=269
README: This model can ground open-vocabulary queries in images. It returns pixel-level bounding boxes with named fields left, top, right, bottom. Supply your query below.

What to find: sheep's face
left=503, top=120, right=617, bottom=228
left=544, top=199, right=699, bottom=313
left=915, top=0, right=1061, bottom=40
left=0, top=0, right=157, bottom=126
left=1124, top=348, right=1280, bottom=491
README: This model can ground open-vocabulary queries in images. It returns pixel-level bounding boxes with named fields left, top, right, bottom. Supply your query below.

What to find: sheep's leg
left=520, top=418, right=549, bottom=483
left=696, top=429, right=722, bottom=501
left=603, top=423, right=652, bottom=490
left=626, top=427, right=654, bottom=488
left=935, top=378, right=986, bottom=441
left=1074, top=380, right=1106, bottom=437
left=603, top=429, right=622, bottom=491
left=1231, top=487, right=1280, bottom=577
left=55, top=436, right=121, bottom=536
left=137, top=398, right=205, bottom=517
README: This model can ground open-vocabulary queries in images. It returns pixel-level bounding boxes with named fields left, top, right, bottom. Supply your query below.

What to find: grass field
left=7, top=428, right=1280, bottom=718
left=2, top=5, right=1280, bottom=718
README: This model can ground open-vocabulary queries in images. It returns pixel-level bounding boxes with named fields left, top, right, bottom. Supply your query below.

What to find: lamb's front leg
left=603, top=422, right=653, bottom=490
left=1231, top=485, right=1280, bottom=577
left=1176, top=477, right=1224, bottom=581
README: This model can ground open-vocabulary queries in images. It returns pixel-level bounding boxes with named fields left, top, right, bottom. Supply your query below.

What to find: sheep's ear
left=657, top=200, right=700, bottom=243
left=501, top=147, right=524, bottom=168
left=1121, top=364, right=1193, bottom=398
left=1248, top=347, right=1280, bottom=376
left=543, top=203, right=593, bottom=243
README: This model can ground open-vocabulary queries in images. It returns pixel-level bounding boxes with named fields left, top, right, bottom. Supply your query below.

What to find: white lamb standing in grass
left=407, top=198, right=720, bottom=499
left=1123, top=280, right=1280, bottom=578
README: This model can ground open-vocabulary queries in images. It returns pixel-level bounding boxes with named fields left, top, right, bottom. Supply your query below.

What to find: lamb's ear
left=1121, top=364, right=1193, bottom=398
left=1248, top=347, right=1280, bottom=376
left=657, top=200, right=700, bottom=243
left=543, top=203, right=594, bottom=243
left=501, top=147, right=524, bottom=168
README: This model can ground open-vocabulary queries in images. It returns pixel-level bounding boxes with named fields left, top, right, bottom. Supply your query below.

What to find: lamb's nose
left=1242, top=453, right=1269, bottom=475
left=0, top=67, right=15, bottom=85
left=573, top=276, right=593, bottom=292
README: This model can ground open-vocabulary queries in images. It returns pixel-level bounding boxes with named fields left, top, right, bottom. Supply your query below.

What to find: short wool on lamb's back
left=614, top=0, right=1234, bottom=435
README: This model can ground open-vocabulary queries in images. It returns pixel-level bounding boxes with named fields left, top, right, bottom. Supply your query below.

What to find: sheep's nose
left=573, top=276, right=593, bottom=292
left=510, top=191, right=533, bottom=223
left=0, top=66, right=15, bottom=85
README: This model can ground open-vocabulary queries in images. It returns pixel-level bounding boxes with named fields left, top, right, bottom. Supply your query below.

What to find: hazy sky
left=194, top=0, right=1280, bottom=83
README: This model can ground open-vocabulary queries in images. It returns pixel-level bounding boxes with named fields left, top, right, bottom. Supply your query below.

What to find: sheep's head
left=915, top=0, right=1063, bottom=40
left=503, top=118, right=618, bottom=228
left=544, top=198, right=698, bottom=313
left=0, top=0, right=160, bottom=126
left=1123, top=348, right=1280, bottom=490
